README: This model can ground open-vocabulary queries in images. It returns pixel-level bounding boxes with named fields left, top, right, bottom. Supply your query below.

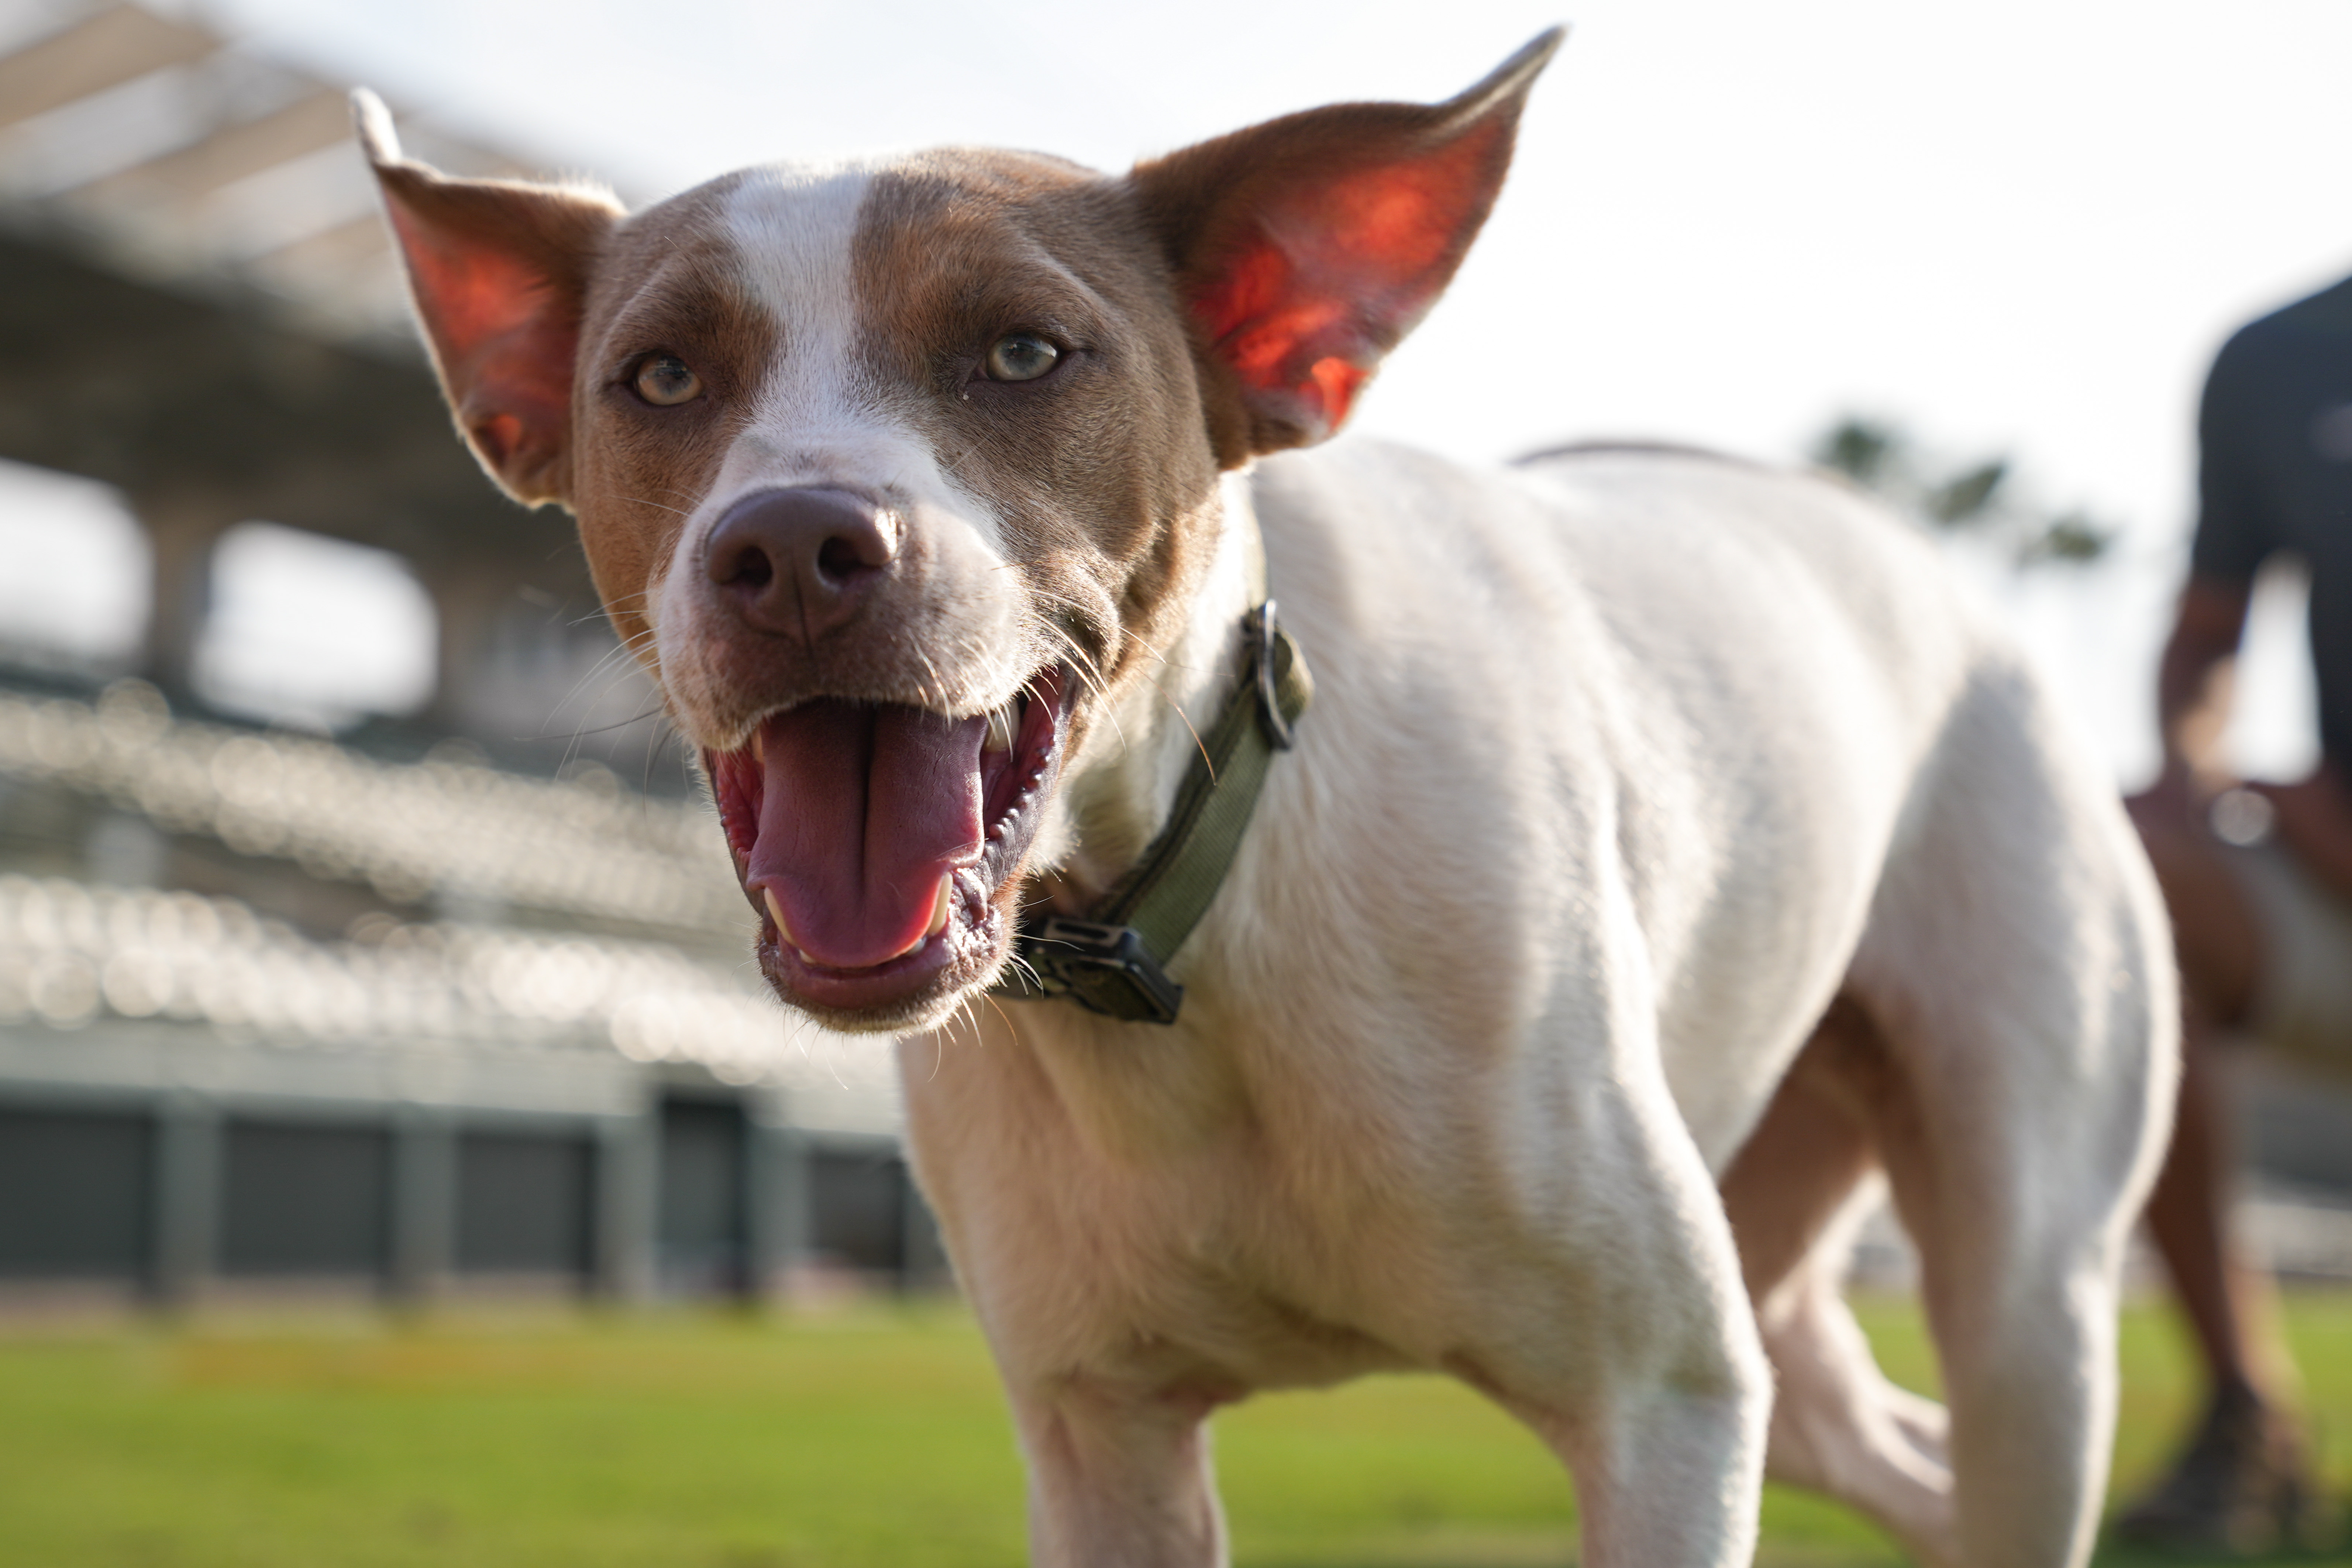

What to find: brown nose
left=702, top=487, right=897, bottom=640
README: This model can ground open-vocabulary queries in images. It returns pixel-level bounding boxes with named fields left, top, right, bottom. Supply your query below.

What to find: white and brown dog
left=359, top=33, right=2173, bottom=1568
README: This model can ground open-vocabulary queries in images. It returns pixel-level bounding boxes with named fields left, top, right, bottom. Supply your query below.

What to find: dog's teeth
left=983, top=704, right=1015, bottom=754
left=764, top=887, right=820, bottom=963
left=885, top=875, right=955, bottom=962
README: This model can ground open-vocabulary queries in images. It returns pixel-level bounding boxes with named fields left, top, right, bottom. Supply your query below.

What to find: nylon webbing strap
left=992, top=601, right=1313, bottom=1024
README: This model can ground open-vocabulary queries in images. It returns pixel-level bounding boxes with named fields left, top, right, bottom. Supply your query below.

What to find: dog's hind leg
left=1721, top=1000, right=1960, bottom=1567
left=1758, top=1252, right=1960, bottom=1563
left=1852, top=658, right=2177, bottom=1568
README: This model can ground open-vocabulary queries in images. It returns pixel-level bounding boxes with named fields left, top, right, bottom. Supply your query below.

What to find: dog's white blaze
left=649, top=161, right=1027, bottom=731
left=651, top=165, right=876, bottom=659
left=723, top=163, right=885, bottom=484
left=714, top=162, right=1009, bottom=555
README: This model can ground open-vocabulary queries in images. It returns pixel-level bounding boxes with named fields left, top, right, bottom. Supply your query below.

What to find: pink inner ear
left=389, top=205, right=576, bottom=477
left=392, top=206, right=552, bottom=351
left=1191, top=129, right=1499, bottom=435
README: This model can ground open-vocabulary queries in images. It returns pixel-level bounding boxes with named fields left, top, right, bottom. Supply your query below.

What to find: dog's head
left=361, top=34, right=1556, bottom=1032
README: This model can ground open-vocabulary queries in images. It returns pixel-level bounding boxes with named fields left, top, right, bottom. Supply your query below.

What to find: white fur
left=900, top=440, right=2175, bottom=1568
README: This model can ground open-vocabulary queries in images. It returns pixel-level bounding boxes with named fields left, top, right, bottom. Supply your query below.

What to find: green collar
left=991, top=600, right=1313, bottom=1024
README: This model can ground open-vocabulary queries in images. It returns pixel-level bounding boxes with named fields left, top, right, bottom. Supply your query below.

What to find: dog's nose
left=703, top=487, right=898, bottom=640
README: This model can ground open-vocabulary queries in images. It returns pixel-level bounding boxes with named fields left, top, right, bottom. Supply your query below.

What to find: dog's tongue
left=747, top=701, right=984, bottom=969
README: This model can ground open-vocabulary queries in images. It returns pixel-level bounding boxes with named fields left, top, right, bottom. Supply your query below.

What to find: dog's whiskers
left=1032, top=621, right=1123, bottom=752
left=547, top=634, right=659, bottom=717
left=539, top=633, right=671, bottom=774
left=981, top=992, right=1017, bottom=1039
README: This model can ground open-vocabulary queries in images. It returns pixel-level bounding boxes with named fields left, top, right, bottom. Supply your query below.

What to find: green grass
left=0, top=1292, right=2346, bottom=1566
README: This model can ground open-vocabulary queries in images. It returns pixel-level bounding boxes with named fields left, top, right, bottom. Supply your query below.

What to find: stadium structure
left=0, top=1, right=938, bottom=1308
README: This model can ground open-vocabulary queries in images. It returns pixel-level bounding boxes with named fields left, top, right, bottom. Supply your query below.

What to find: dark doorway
left=455, top=1130, right=593, bottom=1281
left=656, top=1098, right=747, bottom=1298
left=219, top=1119, right=391, bottom=1279
left=810, top=1147, right=907, bottom=1278
left=0, top=1106, right=152, bottom=1280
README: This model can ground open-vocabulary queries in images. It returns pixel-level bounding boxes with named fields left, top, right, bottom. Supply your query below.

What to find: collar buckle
left=1005, top=916, right=1186, bottom=1025
left=1248, top=600, right=1296, bottom=751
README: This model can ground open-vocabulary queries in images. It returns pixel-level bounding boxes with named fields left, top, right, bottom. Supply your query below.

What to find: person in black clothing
left=2121, top=272, right=2352, bottom=1554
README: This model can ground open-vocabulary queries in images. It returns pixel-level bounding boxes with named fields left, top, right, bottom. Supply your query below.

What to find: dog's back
left=1236, top=438, right=2071, bottom=1158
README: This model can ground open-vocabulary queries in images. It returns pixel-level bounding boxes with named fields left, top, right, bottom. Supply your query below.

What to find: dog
left=359, top=32, right=2174, bottom=1567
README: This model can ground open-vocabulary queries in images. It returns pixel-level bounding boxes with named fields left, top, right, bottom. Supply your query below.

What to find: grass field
left=3, top=1293, right=2350, bottom=1567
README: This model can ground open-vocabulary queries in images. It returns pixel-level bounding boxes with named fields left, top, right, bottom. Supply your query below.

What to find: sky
left=21, top=0, right=2352, bottom=777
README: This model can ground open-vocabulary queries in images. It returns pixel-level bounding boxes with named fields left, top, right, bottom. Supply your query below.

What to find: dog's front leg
left=1518, top=1275, right=1772, bottom=1567
left=1466, top=1248, right=1771, bottom=1567
left=1467, top=1074, right=1774, bottom=1567
left=1551, top=1363, right=1770, bottom=1568
left=1009, top=1375, right=1229, bottom=1568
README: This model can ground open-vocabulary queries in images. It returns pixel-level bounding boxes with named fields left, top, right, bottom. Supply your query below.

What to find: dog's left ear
left=1130, top=29, right=1561, bottom=464
left=354, top=91, right=623, bottom=507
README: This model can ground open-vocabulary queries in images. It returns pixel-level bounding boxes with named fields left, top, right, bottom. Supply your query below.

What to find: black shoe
left=2115, top=1388, right=2330, bottom=1557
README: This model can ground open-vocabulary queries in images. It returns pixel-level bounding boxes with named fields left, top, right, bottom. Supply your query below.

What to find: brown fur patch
left=849, top=153, right=1230, bottom=756
left=568, top=175, right=780, bottom=666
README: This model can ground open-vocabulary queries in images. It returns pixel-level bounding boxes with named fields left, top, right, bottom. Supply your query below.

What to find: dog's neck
left=1036, top=469, right=1265, bottom=917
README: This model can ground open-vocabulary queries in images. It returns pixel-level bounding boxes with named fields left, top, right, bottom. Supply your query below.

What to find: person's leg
left=2141, top=1027, right=2292, bottom=1407
left=2120, top=821, right=2317, bottom=1551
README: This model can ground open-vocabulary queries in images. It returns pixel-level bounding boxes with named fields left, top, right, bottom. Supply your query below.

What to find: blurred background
left=1, top=1, right=2350, bottom=1562
left=0, top=0, right=934, bottom=1319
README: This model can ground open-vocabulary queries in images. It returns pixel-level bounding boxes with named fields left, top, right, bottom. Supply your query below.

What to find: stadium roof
left=0, top=0, right=599, bottom=349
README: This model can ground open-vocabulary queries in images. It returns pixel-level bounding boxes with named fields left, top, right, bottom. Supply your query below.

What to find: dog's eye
left=983, top=334, right=1060, bottom=383
left=634, top=354, right=703, bottom=406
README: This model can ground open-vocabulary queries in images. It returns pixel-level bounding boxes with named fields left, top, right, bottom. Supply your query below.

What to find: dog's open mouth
left=704, top=665, right=1072, bottom=1027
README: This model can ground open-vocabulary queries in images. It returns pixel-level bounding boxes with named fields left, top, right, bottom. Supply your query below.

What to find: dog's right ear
left=355, top=92, right=623, bottom=507
left=1129, top=30, right=1561, bottom=465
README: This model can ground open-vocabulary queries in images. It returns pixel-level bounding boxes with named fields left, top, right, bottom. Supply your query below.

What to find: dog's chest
left=899, top=1012, right=1450, bottom=1384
